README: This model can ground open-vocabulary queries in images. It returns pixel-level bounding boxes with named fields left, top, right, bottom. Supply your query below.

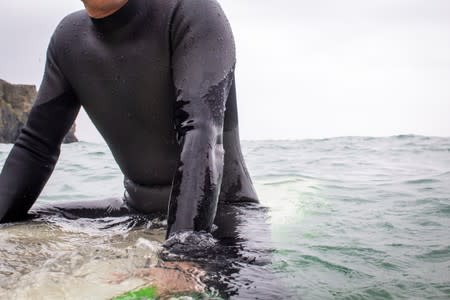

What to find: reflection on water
left=204, top=203, right=292, bottom=299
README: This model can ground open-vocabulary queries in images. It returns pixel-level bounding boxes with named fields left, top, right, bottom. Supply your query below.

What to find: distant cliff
left=0, top=79, right=77, bottom=143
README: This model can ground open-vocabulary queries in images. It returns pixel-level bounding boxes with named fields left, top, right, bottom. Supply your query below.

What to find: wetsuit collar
left=89, top=0, right=138, bottom=32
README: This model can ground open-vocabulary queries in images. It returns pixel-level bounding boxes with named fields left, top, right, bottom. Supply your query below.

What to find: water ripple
left=1, top=136, right=449, bottom=299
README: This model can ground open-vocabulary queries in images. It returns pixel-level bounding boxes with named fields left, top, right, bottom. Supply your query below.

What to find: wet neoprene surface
left=0, top=0, right=258, bottom=236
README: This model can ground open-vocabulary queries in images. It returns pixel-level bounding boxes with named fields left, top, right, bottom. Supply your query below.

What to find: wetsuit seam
left=14, top=142, right=58, bottom=166
left=168, top=0, right=183, bottom=67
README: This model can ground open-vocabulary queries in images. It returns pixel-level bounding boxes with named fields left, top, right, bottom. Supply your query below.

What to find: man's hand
left=162, top=231, right=218, bottom=259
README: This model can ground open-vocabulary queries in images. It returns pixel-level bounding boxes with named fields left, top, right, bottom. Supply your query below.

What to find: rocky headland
left=0, top=78, right=77, bottom=143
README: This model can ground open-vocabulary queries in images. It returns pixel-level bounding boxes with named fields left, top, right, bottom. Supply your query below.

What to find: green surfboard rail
left=112, top=286, right=158, bottom=300
left=112, top=285, right=224, bottom=300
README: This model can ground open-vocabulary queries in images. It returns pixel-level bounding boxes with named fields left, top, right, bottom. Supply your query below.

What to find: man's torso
left=52, top=0, right=258, bottom=211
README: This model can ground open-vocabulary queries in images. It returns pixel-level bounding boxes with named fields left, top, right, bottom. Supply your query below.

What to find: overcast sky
left=0, top=0, right=449, bottom=141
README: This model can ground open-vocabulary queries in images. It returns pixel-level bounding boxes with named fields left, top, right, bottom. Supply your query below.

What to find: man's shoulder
left=50, top=10, right=89, bottom=45
left=59, top=10, right=89, bottom=30
left=170, top=0, right=229, bottom=30
left=175, top=0, right=221, bottom=7
left=173, top=0, right=224, bottom=14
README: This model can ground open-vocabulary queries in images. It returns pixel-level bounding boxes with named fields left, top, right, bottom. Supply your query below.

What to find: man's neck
left=83, top=0, right=129, bottom=19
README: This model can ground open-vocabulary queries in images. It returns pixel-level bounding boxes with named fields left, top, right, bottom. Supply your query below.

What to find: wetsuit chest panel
left=59, top=12, right=179, bottom=184
left=54, top=0, right=257, bottom=199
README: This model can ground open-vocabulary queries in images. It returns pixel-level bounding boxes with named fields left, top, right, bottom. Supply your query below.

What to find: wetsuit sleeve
left=167, top=0, right=236, bottom=237
left=0, top=35, right=80, bottom=222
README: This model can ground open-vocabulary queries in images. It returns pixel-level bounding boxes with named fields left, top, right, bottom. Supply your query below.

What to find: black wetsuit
left=0, top=0, right=258, bottom=237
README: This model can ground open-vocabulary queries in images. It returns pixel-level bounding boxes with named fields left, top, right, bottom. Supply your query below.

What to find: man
left=0, top=0, right=258, bottom=244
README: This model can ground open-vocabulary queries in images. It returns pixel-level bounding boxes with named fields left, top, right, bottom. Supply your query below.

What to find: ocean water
left=0, top=135, right=449, bottom=299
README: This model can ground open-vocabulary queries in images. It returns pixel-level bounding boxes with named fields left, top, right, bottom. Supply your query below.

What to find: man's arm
left=166, top=0, right=236, bottom=237
left=0, top=34, right=80, bottom=222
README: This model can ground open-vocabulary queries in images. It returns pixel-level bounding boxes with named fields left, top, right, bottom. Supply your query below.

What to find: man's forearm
left=167, top=125, right=224, bottom=237
left=0, top=91, right=80, bottom=222
left=0, top=143, right=58, bottom=222
left=167, top=0, right=236, bottom=238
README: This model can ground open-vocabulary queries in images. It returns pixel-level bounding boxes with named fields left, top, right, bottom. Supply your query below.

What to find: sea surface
left=0, top=135, right=449, bottom=299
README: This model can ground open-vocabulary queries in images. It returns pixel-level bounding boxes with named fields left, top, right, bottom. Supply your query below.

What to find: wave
left=404, top=178, right=440, bottom=185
